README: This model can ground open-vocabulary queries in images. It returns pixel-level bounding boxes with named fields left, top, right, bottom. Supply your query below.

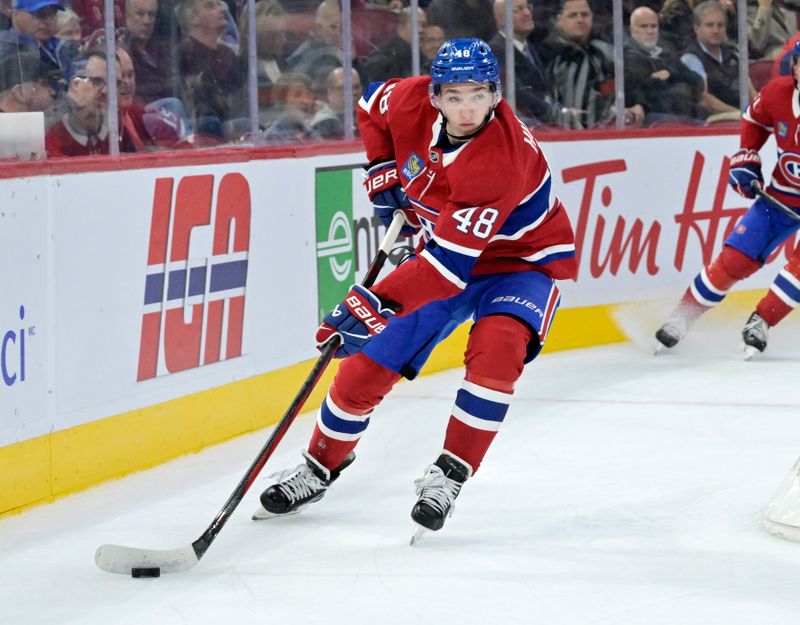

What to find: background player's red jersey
left=742, top=76, right=800, bottom=208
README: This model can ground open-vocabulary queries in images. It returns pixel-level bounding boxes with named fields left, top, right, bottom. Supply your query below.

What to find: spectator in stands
left=54, top=7, right=81, bottom=43
left=0, top=0, right=77, bottom=80
left=1, top=0, right=11, bottom=30
left=659, top=0, right=696, bottom=54
left=178, top=0, right=243, bottom=138
left=420, top=23, right=445, bottom=73
left=363, top=6, right=425, bottom=82
left=0, top=49, right=55, bottom=112
left=261, top=70, right=322, bottom=144
left=625, top=6, right=704, bottom=124
left=287, top=1, right=349, bottom=92
left=542, top=0, right=638, bottom=128
left=489, top=0, right=559, bottom=125
left=310, top=65, right=361, bottom=138
left=681, top=0, right=755, bottom=117
left=69, top=0, right=124, bottom=39
left=238, top=0, right=288, bottom=122
left=121, top=0, right=180, bottom=103
left=45, top=48, right=139, bottom=155
left=425, top=0, right=495, bottom=41
left=115, top=44, right=182, bottom=149
left=747, top=0, right=797, bottom=60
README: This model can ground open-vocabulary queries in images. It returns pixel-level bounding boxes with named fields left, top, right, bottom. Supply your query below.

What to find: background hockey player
left=255, top=38, right=577, bottom=539
left=655, top=40, right=800, bottom=358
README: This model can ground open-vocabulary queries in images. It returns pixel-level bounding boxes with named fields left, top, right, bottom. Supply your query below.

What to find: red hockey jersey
left=742, top=75, right=800, bottom=208
left=358, top=76, right=577, bottom=316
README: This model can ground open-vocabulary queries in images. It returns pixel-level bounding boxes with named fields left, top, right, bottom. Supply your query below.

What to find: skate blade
left=742, top=343, right=761, bottom=361
left=410, top=525, right=428, bottom=546
left=251, top=505, right=303, bottom=521
left=654, top=341, right=669, bottom=355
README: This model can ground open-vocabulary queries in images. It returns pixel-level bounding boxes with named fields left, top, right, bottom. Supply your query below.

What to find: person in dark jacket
left=488, top=0, right=558, bottom=125
left=624, top=6, right=704, bottom=123
left=363, top=6, right=425, bottom=82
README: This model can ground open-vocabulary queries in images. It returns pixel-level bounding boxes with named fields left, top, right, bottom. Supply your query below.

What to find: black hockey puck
left=131, top=567, right=161, bottom=578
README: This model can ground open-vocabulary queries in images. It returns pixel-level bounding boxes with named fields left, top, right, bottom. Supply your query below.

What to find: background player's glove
left=728, top=149, right=763, bottom=199
left=364, top=161, right=420, bottom=236
left=315, top=284, right=396, bottom=358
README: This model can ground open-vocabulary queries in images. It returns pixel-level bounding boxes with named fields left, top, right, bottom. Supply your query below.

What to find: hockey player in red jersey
left=656, top=40, right=800, bottom=358
left=255, top=39, right=577, bottom=538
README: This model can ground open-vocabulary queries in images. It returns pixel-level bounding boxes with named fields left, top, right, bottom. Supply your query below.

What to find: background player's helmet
left=790, top=39, right=800, bottom=67
left=430, top=38, right=502, bottom=100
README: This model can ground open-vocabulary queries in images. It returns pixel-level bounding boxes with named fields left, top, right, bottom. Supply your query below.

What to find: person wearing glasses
left=45, top=48, right=140, bottom=156
left=0, top=0, right=77, bottom=81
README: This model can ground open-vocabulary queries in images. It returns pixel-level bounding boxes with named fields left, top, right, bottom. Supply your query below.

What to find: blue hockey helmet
left=790, top=38, right=800, bottom=66
left=430, top=38, right=502, bottom=98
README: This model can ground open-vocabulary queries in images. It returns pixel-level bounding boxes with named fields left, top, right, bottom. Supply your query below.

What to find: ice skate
left=409, top=451, right=472, bottom=543
left=742, top=311, right=769, bottom=360
left=655, top=307, right=693, bottom=352
left=252, top=451, right=354, bottom=520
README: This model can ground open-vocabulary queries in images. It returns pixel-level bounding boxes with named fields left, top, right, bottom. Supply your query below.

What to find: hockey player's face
left=436, top=83, right=494, bottom=138
left=793, top=57, right=800, bottom=85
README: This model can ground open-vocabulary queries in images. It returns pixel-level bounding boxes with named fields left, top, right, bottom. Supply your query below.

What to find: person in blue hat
left=0, top=0, right=77, bottom=87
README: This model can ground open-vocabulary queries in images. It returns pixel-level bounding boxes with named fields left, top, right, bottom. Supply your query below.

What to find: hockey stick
left=95, top=210, right=408, bottom=576
left=751, top=183, right=800, bottom=224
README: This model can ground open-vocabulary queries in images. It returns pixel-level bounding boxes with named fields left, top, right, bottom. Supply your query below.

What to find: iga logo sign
left=137, top=174, right=251, bottom=381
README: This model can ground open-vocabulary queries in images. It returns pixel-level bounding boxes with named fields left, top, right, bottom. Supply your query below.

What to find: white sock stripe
left=689, top=281, right=718, bottom=307
left=779, top=268, right=800, bottom=291
left=700, top=268, right=727, bottom=296
left=316, top=417, right=364, bottom=441
left=461, top=380, right=513, bottom=404
left=451, top=406, right=503, bottom=432
left=771, top=284, right=798, bottom=307
left=323, top=392, right=369, bottom=422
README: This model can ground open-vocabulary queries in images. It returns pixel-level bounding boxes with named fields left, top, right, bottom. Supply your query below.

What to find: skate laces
left=743, top=313, right=767, bottom=339
left=268, top=464, right=328, bottom=504
left=414, top=465, right=462, bottom=518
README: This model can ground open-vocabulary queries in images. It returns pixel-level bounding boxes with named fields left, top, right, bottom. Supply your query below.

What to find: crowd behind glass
left=0, top=0, right=797, bottom=158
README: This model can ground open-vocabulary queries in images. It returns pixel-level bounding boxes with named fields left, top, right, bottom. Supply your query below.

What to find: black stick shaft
left=752, top=184, right=800, bottom=224
left=190, top=211, right=407, bottom=560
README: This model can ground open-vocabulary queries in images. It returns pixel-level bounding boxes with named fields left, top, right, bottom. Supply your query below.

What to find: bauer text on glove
left=728, top=149, right=763, bottom=199
left=315, top=284, right=397, bottom=357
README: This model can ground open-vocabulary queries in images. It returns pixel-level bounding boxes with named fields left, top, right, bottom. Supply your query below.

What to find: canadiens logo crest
left=779, top=152, right=800, bottom=185
left=778, top=121, right=788, bottom=138
left=401, top=152, right=424, bottom=180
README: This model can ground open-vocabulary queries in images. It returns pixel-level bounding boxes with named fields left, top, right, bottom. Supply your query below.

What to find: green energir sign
left=316, top=168, right=356, bottom=323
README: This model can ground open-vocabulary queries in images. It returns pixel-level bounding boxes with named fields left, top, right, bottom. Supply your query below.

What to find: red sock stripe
left=443, top=416, right=498, bottom=475
left=307, top=424, right=358, bottom=472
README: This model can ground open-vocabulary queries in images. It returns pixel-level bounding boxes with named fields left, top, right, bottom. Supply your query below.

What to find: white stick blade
left=95, top=543, right=199, bottom=574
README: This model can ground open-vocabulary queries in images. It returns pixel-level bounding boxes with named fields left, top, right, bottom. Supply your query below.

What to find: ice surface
left=2, top=319, right=799, bottom=625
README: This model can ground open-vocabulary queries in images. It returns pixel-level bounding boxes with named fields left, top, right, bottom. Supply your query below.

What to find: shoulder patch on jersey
left=401, top=152, right=424, bottom=181
left=778, top=121, right=789, bottom=138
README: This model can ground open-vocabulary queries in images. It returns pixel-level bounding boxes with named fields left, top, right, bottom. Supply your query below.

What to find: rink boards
left=0, top=130, right=790, bottom=516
